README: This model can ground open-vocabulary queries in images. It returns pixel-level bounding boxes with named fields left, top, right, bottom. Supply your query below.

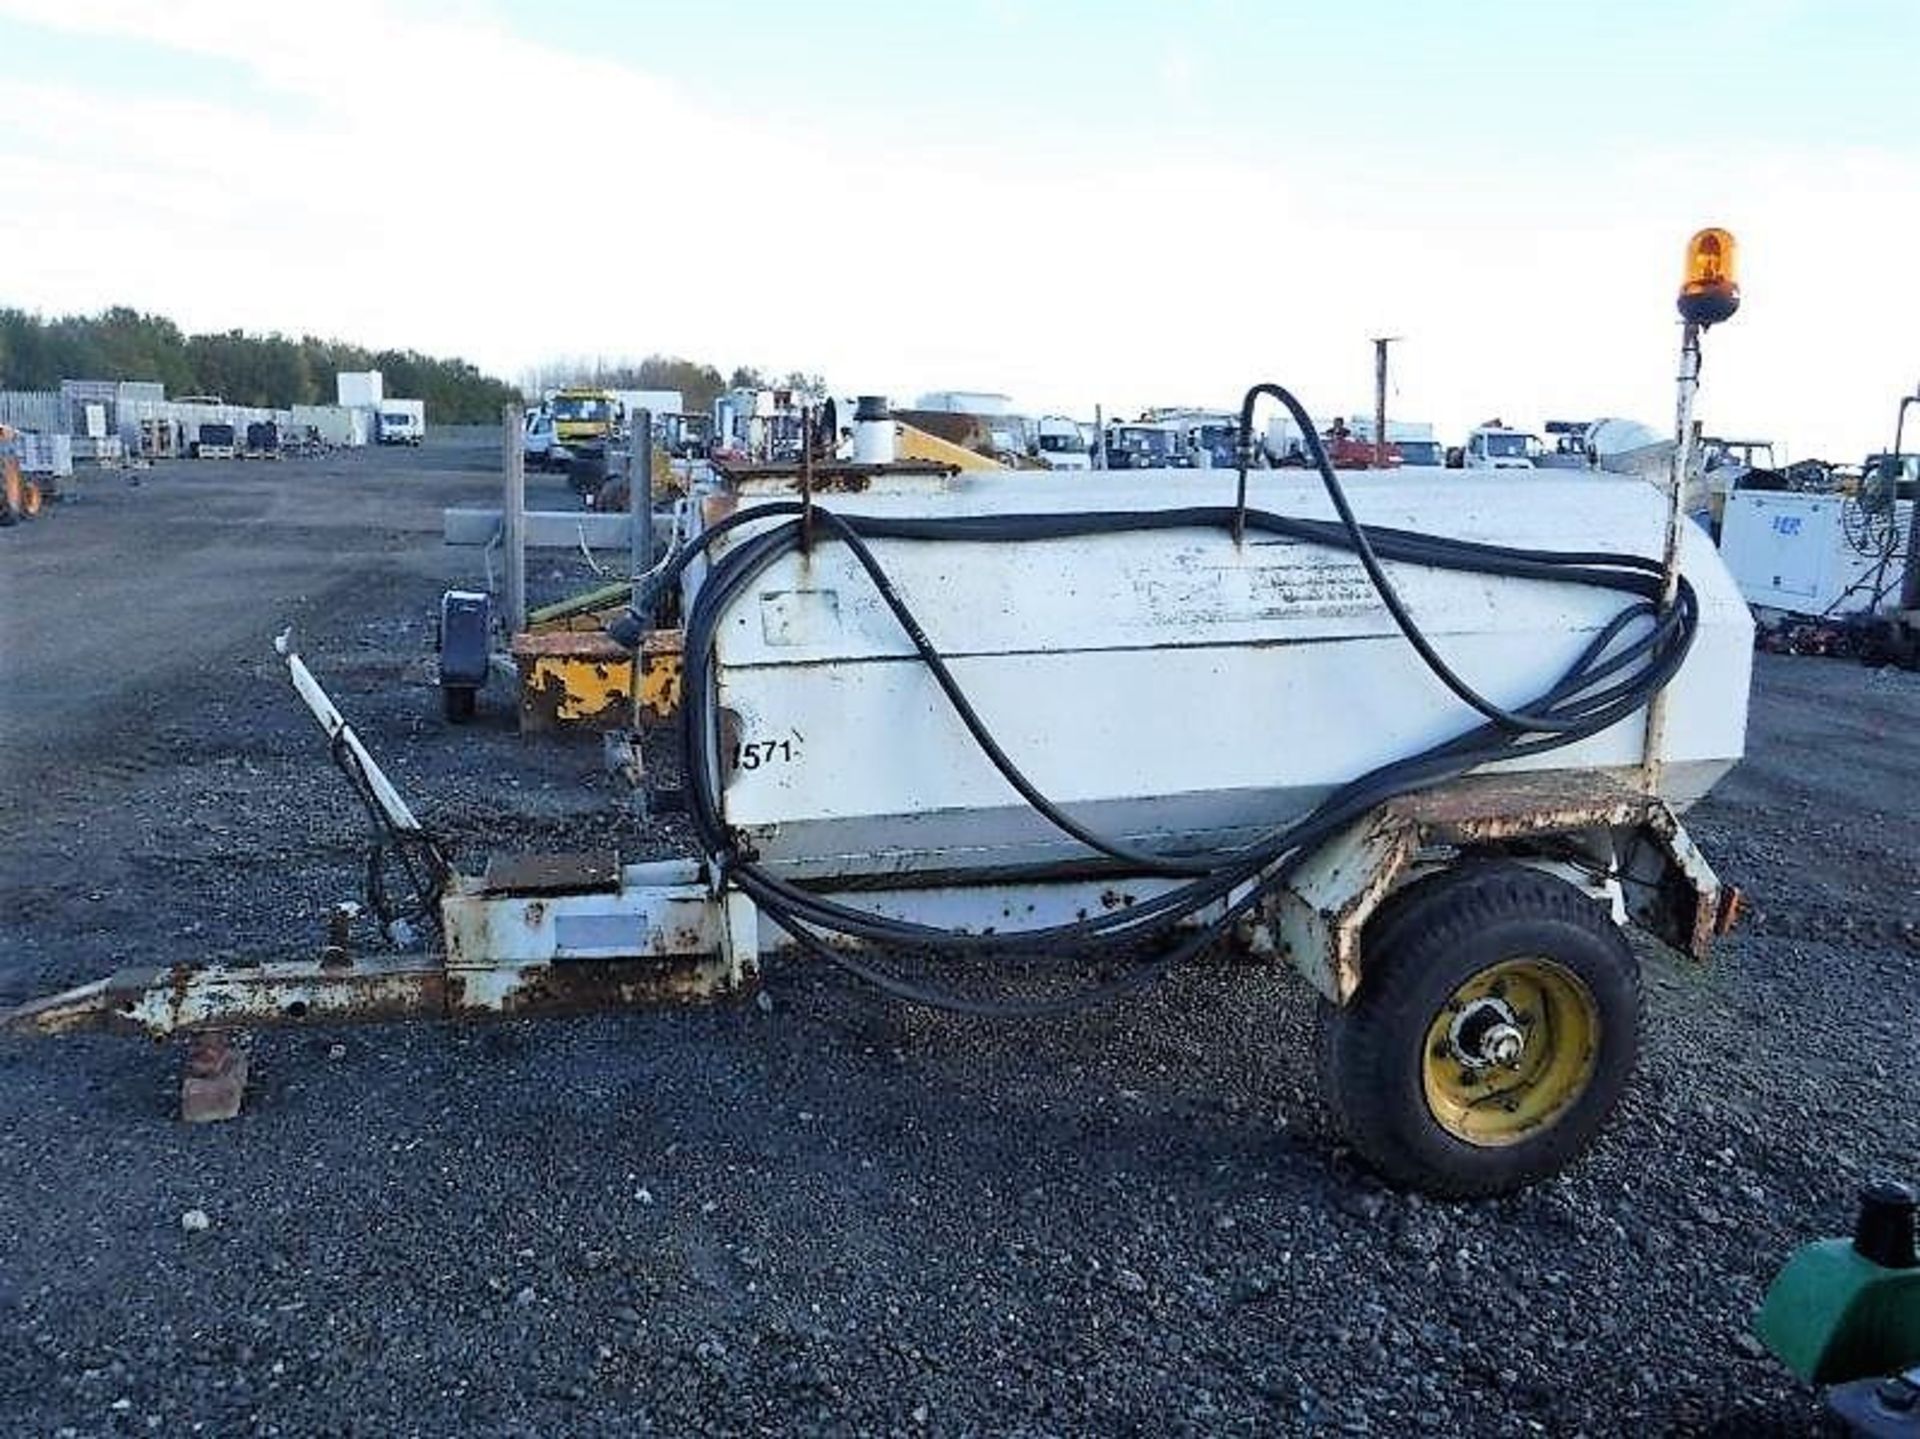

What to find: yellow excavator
left=0, top=425, right=46, bottom=527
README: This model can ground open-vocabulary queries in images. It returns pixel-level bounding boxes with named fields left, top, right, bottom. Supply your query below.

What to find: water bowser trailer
left=2, top=233, right=1752, bottom=1198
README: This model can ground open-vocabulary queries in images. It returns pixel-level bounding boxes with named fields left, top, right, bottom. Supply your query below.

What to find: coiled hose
left=616, top=384, right=1698, bottom=1016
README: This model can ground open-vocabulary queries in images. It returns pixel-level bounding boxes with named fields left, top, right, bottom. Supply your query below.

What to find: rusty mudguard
left=1267, top=769, right=1735, bottom=1003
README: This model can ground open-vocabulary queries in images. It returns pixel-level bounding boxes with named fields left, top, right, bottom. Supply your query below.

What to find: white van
left=377, top=400, right=426, bottom=446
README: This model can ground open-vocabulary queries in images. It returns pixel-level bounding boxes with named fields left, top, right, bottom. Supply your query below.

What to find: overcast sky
left=1, top=0, right=1915, bottom=457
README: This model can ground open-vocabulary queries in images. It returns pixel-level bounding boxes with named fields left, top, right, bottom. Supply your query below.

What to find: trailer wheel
left=1316, top=863, right=1641, bottom=1198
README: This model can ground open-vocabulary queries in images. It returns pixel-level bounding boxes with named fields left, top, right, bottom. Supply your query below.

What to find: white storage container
left=1719, top=489, right=1912, bottom=618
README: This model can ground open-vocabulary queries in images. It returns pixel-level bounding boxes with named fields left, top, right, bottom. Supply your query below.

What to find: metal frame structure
left=3, top=634, right=1733, bottom=1058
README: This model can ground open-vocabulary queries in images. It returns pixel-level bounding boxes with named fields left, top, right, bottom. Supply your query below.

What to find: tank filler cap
left=1853, top=1179, right=1918, bottom=1269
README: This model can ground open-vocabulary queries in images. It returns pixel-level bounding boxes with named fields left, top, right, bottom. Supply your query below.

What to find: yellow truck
left=548, top=388, right=617, bottom=447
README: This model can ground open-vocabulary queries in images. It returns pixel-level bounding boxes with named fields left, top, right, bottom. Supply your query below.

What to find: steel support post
left=503, top=403, right=527, bottom=636
left=1640, top=321, right=1701, bottom=795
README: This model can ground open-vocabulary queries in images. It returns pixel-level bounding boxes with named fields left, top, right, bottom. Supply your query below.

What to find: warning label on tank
left=1133, top=547, right=1377, bottom=623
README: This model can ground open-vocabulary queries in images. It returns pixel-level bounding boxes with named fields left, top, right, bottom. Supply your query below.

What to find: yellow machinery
left=511, top=580, right=681, bottom=733
left=894, top=410, right=1045, bottom=469
left=0, top=425, right=46, bottom=527
left=893, top=420, right=1010, bottom=472
left=511, top=625, right=682, bottom=732
left=510, top=428, right=998, bottom=732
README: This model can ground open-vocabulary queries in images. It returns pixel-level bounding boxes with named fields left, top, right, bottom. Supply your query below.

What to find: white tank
left=1585, top=418, right=1673, bottom=478
left=694, top=468, right=1752, bottom=881
left=850, top=396, right=896, bottom=465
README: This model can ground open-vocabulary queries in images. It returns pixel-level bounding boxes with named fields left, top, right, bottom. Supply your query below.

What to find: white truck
left=914, top=390, right=1014, bottom=416
left=608, top=390, right=683, bottom=439
left=1459, top=422, right=1540, bottom=470
left=376, top=399, right=425, bottom=446
left=522, top=407, right=572, bottom=471
left=1143, top=409, right=1240, bottom=469
left=1033, top=415, right=1092, bottom=471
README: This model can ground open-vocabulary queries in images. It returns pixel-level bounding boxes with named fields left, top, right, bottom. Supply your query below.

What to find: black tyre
left=442, top=685, right=477, bottom=724
left=1316, top=863, right=1641, bottom=1198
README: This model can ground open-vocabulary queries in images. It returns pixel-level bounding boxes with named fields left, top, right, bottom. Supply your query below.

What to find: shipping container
left=336, top=371, right=384, bottom=408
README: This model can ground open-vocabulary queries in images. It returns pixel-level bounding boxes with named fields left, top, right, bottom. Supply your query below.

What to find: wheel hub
left=1449, top=998, right=1527, bottom=1069
left=1421, top=956, right=1601, bottom=1147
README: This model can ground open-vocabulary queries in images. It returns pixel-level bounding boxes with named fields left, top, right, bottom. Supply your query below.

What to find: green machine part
left=1756, top=1180, right=1920, bottom=1384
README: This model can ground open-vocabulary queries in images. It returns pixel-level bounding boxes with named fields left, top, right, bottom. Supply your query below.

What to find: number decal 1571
left=733, top=737, right=798, bottom=771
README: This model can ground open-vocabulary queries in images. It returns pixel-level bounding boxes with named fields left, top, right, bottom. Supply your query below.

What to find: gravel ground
left=2, top=442, right=1916, bottom=1436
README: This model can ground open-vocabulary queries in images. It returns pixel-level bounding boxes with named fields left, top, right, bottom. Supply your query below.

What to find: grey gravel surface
left=2, top=442, right=1916, bottom=1436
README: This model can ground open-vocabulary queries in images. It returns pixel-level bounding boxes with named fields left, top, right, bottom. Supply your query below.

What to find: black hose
left=626, top=382, right=1698, bottom=1016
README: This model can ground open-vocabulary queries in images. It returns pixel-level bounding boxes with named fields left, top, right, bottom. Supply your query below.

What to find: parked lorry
left=1143, top=409, right=1240, bottom=468
left=664, top=412, right=713, bottom=460
left=1102, top=419, right=1182, bottom=469
left=1265, top=414, right=1399, bottom=469
left=608, top=390, right=684, bottom=438
left=712, top=388, right=807, bottom=462
left=548, top=389, right=619, bottom=448
left=377, top=399, right=426, bottom=446
left=522, top=408, right=567, bottom=470
left=915, top=390, right=1014, bottom=416
left=1348, top=417, right=1442, bottom=467
left=1456, top=421, right=1540, bottom=470
left=1033, top=415, right=1092, bottom=470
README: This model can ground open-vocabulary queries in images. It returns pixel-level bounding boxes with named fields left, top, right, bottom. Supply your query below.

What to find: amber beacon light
left=1677, top=227, right=1740, bottom=326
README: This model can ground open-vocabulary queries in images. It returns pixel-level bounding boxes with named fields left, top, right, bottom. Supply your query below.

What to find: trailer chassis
left=1, top=639, right=1734, bottom=1130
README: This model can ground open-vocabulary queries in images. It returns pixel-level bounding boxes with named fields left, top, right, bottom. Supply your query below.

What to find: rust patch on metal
left=519, top=672, right=625, bottom=731
left=1329, top=816, right=1422, bottom=1002
left=638, top=629, right=684, bottom=725
left=4, top=944, right=741, bottom=1041
left=512, top=630, right=633, bottom=733
left=1389, top=770, right=1653, bottom=845
left=2, top=974, right=151, bottom=1038
left=1715, top=886, right=1744, bottom=935
left=512, top=631, right=627, bottom=660
left=446, top=957, right=745, bottom=1018
left=1640, top=803, right=1721, bottom=961
left=809, top=471, right=871, bottom=493
left=718, top=460, right=957, bottom=492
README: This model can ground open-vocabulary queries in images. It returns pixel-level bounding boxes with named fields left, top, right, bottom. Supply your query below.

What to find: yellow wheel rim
left=1421, top=957, right=1599, bottom=1147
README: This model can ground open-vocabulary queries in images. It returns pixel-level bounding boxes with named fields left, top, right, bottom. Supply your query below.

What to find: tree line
left=0, top=305, right=836, bottom=425
left=0, top=306, right=522, bottom=423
